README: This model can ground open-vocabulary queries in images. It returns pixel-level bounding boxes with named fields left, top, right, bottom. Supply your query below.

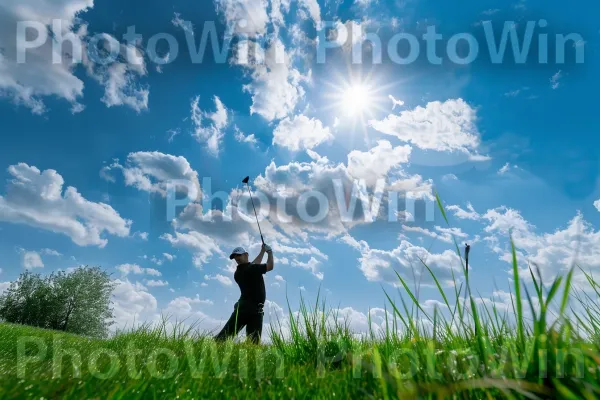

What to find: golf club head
left=242, top=176, right=250, bottom=184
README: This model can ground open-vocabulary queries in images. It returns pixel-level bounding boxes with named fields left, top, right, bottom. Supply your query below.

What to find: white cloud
left=0, top=163, right=131, bottom=247
left=215, top=0, right=270, bottom=37
left=145, top=279, right=169, bottom=287
left=498, top=163, right=520, bottom=175
left=161, top=295, right=224, bottom=333
left=85, top=35, right=149, bottom=112
left=41, top=248, right=62, bottom=256
left=238, top=39, right=308, bottom=121
left=252, top=152, right=429, bottom=239
left=163, top=253, right=176, bottom=262
left=273, top=114, right=333, bottom=151
left=355, top=239, right=463, bottom=287
left=103, top=152, right=200, bottom=198
left=442, top=174, right=458, bottom=182
left=204, top=274, right=233, bottom=286
left=498, top=163, right=510, bottom=174
left=274, top=275, right=285, bottom=282
left=191, top=96, right=229, bottom=156
left=22, top=251, right=44, bottom=269
left=161, top=231, right=223, bottom=269
left=116, top=264, right=162, bottom=277
left=165, top=296, right=214, bottom=317
left=292, top=257, right=324, bottom=280
left=133, top=231, right=149, bottom=241
left=111, top=279, right=159, bottom=331
left=0, top=0, right=90, bottom=114
left=369, top=99, right=487, bottom=158
left=234, top=126, right=258, bottom=146
left=476, top=206, right=600, bottom=285
left=347, top=141, right=411, bottom=186
left=298, top=0, right=321, bottom=24
left=594, top=199, right=600, bottom=212
left=402, top=225, right=469, bottom=244
left=171, top=12, right=193, bottom=33
left=447, top=203, right=481, bottom=221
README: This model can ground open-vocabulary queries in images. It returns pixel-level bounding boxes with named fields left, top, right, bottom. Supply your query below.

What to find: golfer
left=215, top=243, right=274, bottom=344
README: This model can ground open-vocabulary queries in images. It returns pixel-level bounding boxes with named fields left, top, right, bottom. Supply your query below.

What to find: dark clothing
left=215, top=305, right=264, bottom=344
left=234, top=263, right=267, bottom=309
left=215, top=263, right=267, bottom=343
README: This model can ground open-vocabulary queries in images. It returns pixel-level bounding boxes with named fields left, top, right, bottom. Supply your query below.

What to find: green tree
left=0, top=266, right=116, bottom=338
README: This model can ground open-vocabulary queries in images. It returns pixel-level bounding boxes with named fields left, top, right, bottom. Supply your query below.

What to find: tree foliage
left=0, top=266, right=116, bottom=338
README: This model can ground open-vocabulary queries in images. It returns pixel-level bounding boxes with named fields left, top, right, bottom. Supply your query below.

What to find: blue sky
left=0, top=0, right=599, bottom=334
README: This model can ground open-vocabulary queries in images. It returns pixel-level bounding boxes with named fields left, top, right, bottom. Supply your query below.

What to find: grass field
left=2, top=242, right=600, bottom=400
left=2, top=202, right=600, bottom=399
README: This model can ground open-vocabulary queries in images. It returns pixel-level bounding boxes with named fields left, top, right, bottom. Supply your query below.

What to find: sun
left=322, top=70, right=394, bottom=125
left=344, top=84, right=374, bottom=117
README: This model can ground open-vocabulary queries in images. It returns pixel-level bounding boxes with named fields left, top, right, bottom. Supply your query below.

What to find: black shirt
left=234, top=263, right=267, bottom=309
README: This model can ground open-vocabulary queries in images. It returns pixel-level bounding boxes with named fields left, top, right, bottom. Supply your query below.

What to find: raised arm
left=266, top=247, right=274, bottom=272
left=251, top=246, right=266, bottom=265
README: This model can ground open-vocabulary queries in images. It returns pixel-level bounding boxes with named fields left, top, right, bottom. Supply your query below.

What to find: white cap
left=229, top=247, right=247, bottom=260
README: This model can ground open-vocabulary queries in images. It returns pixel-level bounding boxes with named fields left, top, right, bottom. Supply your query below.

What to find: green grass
left=1, top=256, right=599, bottom=399
left=1, top=201, right=600, bottom=399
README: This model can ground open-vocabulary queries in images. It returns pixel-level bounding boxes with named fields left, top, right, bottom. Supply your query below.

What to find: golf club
left=242, top=176, right=265, bottom=245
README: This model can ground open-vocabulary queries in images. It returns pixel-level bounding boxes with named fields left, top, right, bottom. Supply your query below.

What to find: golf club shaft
left=245, top=183, right=265, bottom=245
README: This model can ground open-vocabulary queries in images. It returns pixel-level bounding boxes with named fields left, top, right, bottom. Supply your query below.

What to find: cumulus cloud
left=22, top=251, right=44, bottom=269
left=234, top=126, right=258, bottom=146
left=162, top=253, right=176, bottom=262
left=161, top=295, right=225, bottom=333
left=102, top=152, right=200, bottom=198
left=594, top=200, right=600, bottom=212
left=402, top=225, right=469, bottom=244
left=297, top=0, right=321, bottom=24
left=351, top=238, right=463, bottom=287
left=0, top=0, right=90, bottom=113
left=191, top=96, right=229, bottom=156
left=252, top=147, right=431, bottom=238
left=111, top=279, right=159, bottom=331
left=161, top=231, right=223, bottom=269
left=145, top=279, right=169, bottom=287
left=238, top=39, right=308, bottom=121
left=291, top=257, right=324, bottom=280
left=0, top=163, right=131, bottom=247
left=204, top=273, right=233, bottom=286
left=369, top=99, right=487, bottom=159
left=85, top=37, right=149, bottom=113
left=481, top=207, right=600, bottom=284
left=215, top=0, right=270, bottom=37
left=347, top=141, right=411, bottom=187
left=115, top=263, right=161, bottom=277
left=41, top=248, right=62, bottom=256
left=273, top=114, right=333, bottom=151
left=446, top=203, right=481, bottom=221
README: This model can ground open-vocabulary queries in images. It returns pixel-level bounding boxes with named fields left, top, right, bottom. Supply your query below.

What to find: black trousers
left=215, top=303, right=264, bottom=344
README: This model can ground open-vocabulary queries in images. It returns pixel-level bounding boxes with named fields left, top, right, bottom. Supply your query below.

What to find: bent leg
left=245, top=313, right=264, bottom=344
left=215, top=308, right=245, bottom=341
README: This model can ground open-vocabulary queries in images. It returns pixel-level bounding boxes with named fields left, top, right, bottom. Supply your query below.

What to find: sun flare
left=344, top=84, right=373, bottom=116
